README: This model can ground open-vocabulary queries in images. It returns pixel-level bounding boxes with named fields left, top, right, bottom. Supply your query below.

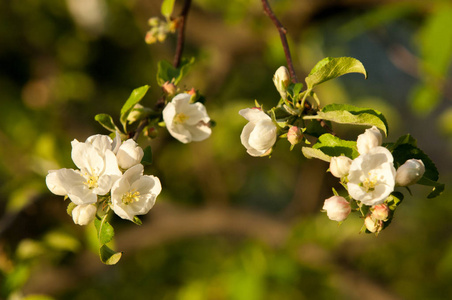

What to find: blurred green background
left=1, top=0, right=452, bottom=299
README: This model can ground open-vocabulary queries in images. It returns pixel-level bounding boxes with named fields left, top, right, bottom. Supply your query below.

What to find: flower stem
left=261, top=0, right=298, bottom=83
left=173, top=0, right=192, bottom=68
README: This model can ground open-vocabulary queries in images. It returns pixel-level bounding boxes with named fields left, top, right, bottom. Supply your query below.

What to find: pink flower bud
left=371, top=204, right=389, bottom=221
left=395, top=159, right=425, bottom=186
left=329, top=156, right=352, bottom=178
left=322, top=196, right=351, bottom=222
left=162, top=82, right=177, bottom=96
left=287, top=126, right=303, bottom=145
left=364, top=214, right=383, bottom=233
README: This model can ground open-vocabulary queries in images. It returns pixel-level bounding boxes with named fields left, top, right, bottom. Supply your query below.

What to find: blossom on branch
left=347, top=146, right=396, bottom=206
left=111, top=164, right=162, bottom=221
left=162, top=93, right=212, bottom=144
left=239, top=108, right=277, bottom=157
left=395, top=159, right=425, bottom=186
left=46, top=135, right=122, bottom=205
left=322, top=195, right=351, bottom=222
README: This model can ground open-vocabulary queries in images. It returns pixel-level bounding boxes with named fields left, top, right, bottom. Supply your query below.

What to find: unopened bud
left=364, top=214, right=383, bottom=233
left=273, top=66, right=290, bottom=99
left=356, top=126, right=382, bottom=154
left=322, top=196, right=351, bottom=222
left=329, top=156, right=352, bottom=178
left=116, top=139, right=144, bottom=170
left=371, top=204, right=389, bottom=221
left=145, top=31, right=157, bottom=44
left=395, top=159, right=425, bottom=186
left=287, top=126, right=303, bottom=145
left=162, top=82, right=177, bottom=96
left=145, top=126, right=159, bottom=139
left=72, top=204, right=97, bottom=226
left=127, top=104, right=151, bottom=124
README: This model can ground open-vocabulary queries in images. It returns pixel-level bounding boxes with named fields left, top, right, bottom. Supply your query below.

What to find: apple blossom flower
left=162, top=93, right=211, bottom=144
left=329, top=156, right=352, bottom=178
left=347, top=146, right=396, bottom=206
left=273, top=66, right=290, bottom=99
left=111, top=164, right=162, bottom=221
left=356, top=126, right=382, bottom=154
left=395, top=159, right=425, bottom=186
left=371, top=203, right=389, bottom=221
left=46, top=134, right=122, bottom=205
left=322, top=195, right=351, bottom=222
left=72, top=204, right=97, bottom=226
left=287, top=126, right=303, bottom=146
left=116, top=139, right=144, bottom=170
left=364, top=214, right=383, bottom=233
left=239, top=108, right=277, bottom=157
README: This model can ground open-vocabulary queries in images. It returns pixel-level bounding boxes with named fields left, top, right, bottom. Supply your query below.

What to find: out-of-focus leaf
left=141, top=146, right=153, bottom=165
left=99, top=245, right=122, bottom=265
left=305, top=57, right=367, bottom=90
left=156, top=57, right=195, bottom=86
left=161, top=0, right=176, bottom=19
left=43, top=230, right=80, bottom=252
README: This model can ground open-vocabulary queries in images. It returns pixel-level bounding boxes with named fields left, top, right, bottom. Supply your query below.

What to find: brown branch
left=261, top=0, right=299, bottom=83
left=173, top=0, right=192, bottom=68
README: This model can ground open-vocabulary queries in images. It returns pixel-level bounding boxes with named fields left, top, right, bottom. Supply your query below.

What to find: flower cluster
left=145, top=17, right=177, bottom=44
left=46, top=134, right=162, bottom=225
left=322, top=126, right=426, bottom=233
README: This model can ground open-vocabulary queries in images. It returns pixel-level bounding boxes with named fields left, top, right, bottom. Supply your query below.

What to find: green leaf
left=156, top=57, right=195, bottom=86
left=132, top=216, right=142, bottom=225
left=383, top=192, right=404, bottom=229
left=312, top=133, right=359, bottom=159
left=66, top=202, right=76, bottom=217
left=141, top=146, right=153, bottom=165
left=120, top=85, right=150, bottom=130
left=94, top=215, right=114, bottom=246
left=304, top=119, right=330, bottom=138
left=417, top=177, right=445, bottom=199
left=99, top=245, right=123, bottom=265
left=305, top=57, right=367, bottom=90
left=161, top=0, right=176, bottom=19
left=95, top=114, right=119, bottom=133
left=386, top=134, right=417, bottom=151
left=308, top=103, right=388, bottom=136
left=301, top=147, right=331, bottom=162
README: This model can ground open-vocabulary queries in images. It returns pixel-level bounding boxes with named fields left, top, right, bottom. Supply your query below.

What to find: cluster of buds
left=145, top=17, right=177, bottom=44
left=322, top=126, right=425, bottom=233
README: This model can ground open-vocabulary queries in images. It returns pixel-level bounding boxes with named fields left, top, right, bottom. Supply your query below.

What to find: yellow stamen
left=84, top=174, right=99, bottom=189
left=174, top=113, right=189, bottom=124
left=362, top=172, right=378, bottom=192
left=122, top=190, right=140, bottom=205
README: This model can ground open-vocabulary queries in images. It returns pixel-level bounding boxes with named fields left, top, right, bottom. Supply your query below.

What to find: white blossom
left=395, top=159, right=425, bottom=186
left=239, top=108, right=277, bottom=157
left=72, top=204, right=97, bottom=226
left=322, top=195, right=351, bottom=222
left=329, top=156, right=352, bottom=178
left=116, top=139, right=144, bottom=170
left=356, top=126, right=382, bottom=155
left=347, top=146, right=396, bottom=206
left=162, top=93, right=211, bottom=144
left=46, top=134, right=121, bottom=205
left=111, top=164, right=161, bottom=221
left=273, top=66, right=290, bottom=99
left=371, top=203, right=389, bottom=221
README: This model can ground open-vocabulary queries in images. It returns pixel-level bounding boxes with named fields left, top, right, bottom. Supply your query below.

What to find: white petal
left=46, top=168, right=82, bottom=196
left=238, top=108, right=271, bottom=123
left=71, top=143, right=104, bottom=174
left=248, top=120, right=277, bottom=151
left=85, top=134, right=113, bottom=153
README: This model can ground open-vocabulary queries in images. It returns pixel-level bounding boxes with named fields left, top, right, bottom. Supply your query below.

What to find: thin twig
left=173, top=0, right=192, bottom=68
left=261, top=0, right=298, bottom=83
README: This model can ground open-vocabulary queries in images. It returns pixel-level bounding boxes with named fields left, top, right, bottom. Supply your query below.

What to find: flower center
left=84, top=173, right=99, bottom=189
left=362, top=173, right=378, bottom=192
left=122, top=190, right=140, bottom=205
left=174, top=113, right=189, bottom=124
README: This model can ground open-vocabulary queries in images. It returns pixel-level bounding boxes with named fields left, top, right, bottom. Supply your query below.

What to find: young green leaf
left=95, top=114, right=119, bottom=133
left=99, top=245, right=123, bottom=265
left=312, top=133, right=359, bottom=159
left=305, top=57, right=367, bottom=90
left=156, top=57, right=195, bottom=86
left=132, top=216, right=143, bottom=226
left=301, top=147, right=331, bottom=162
left=120, top=85, right=150, bottom=130
left=66, top=202, right=77, bottom=217
left=141, top=146, right=153, bottom=165
left=306, top=103, right=388, bottom=136
left=161, top=0, right=176, bottom=19
left=94, top=215, right=114, bottom=246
